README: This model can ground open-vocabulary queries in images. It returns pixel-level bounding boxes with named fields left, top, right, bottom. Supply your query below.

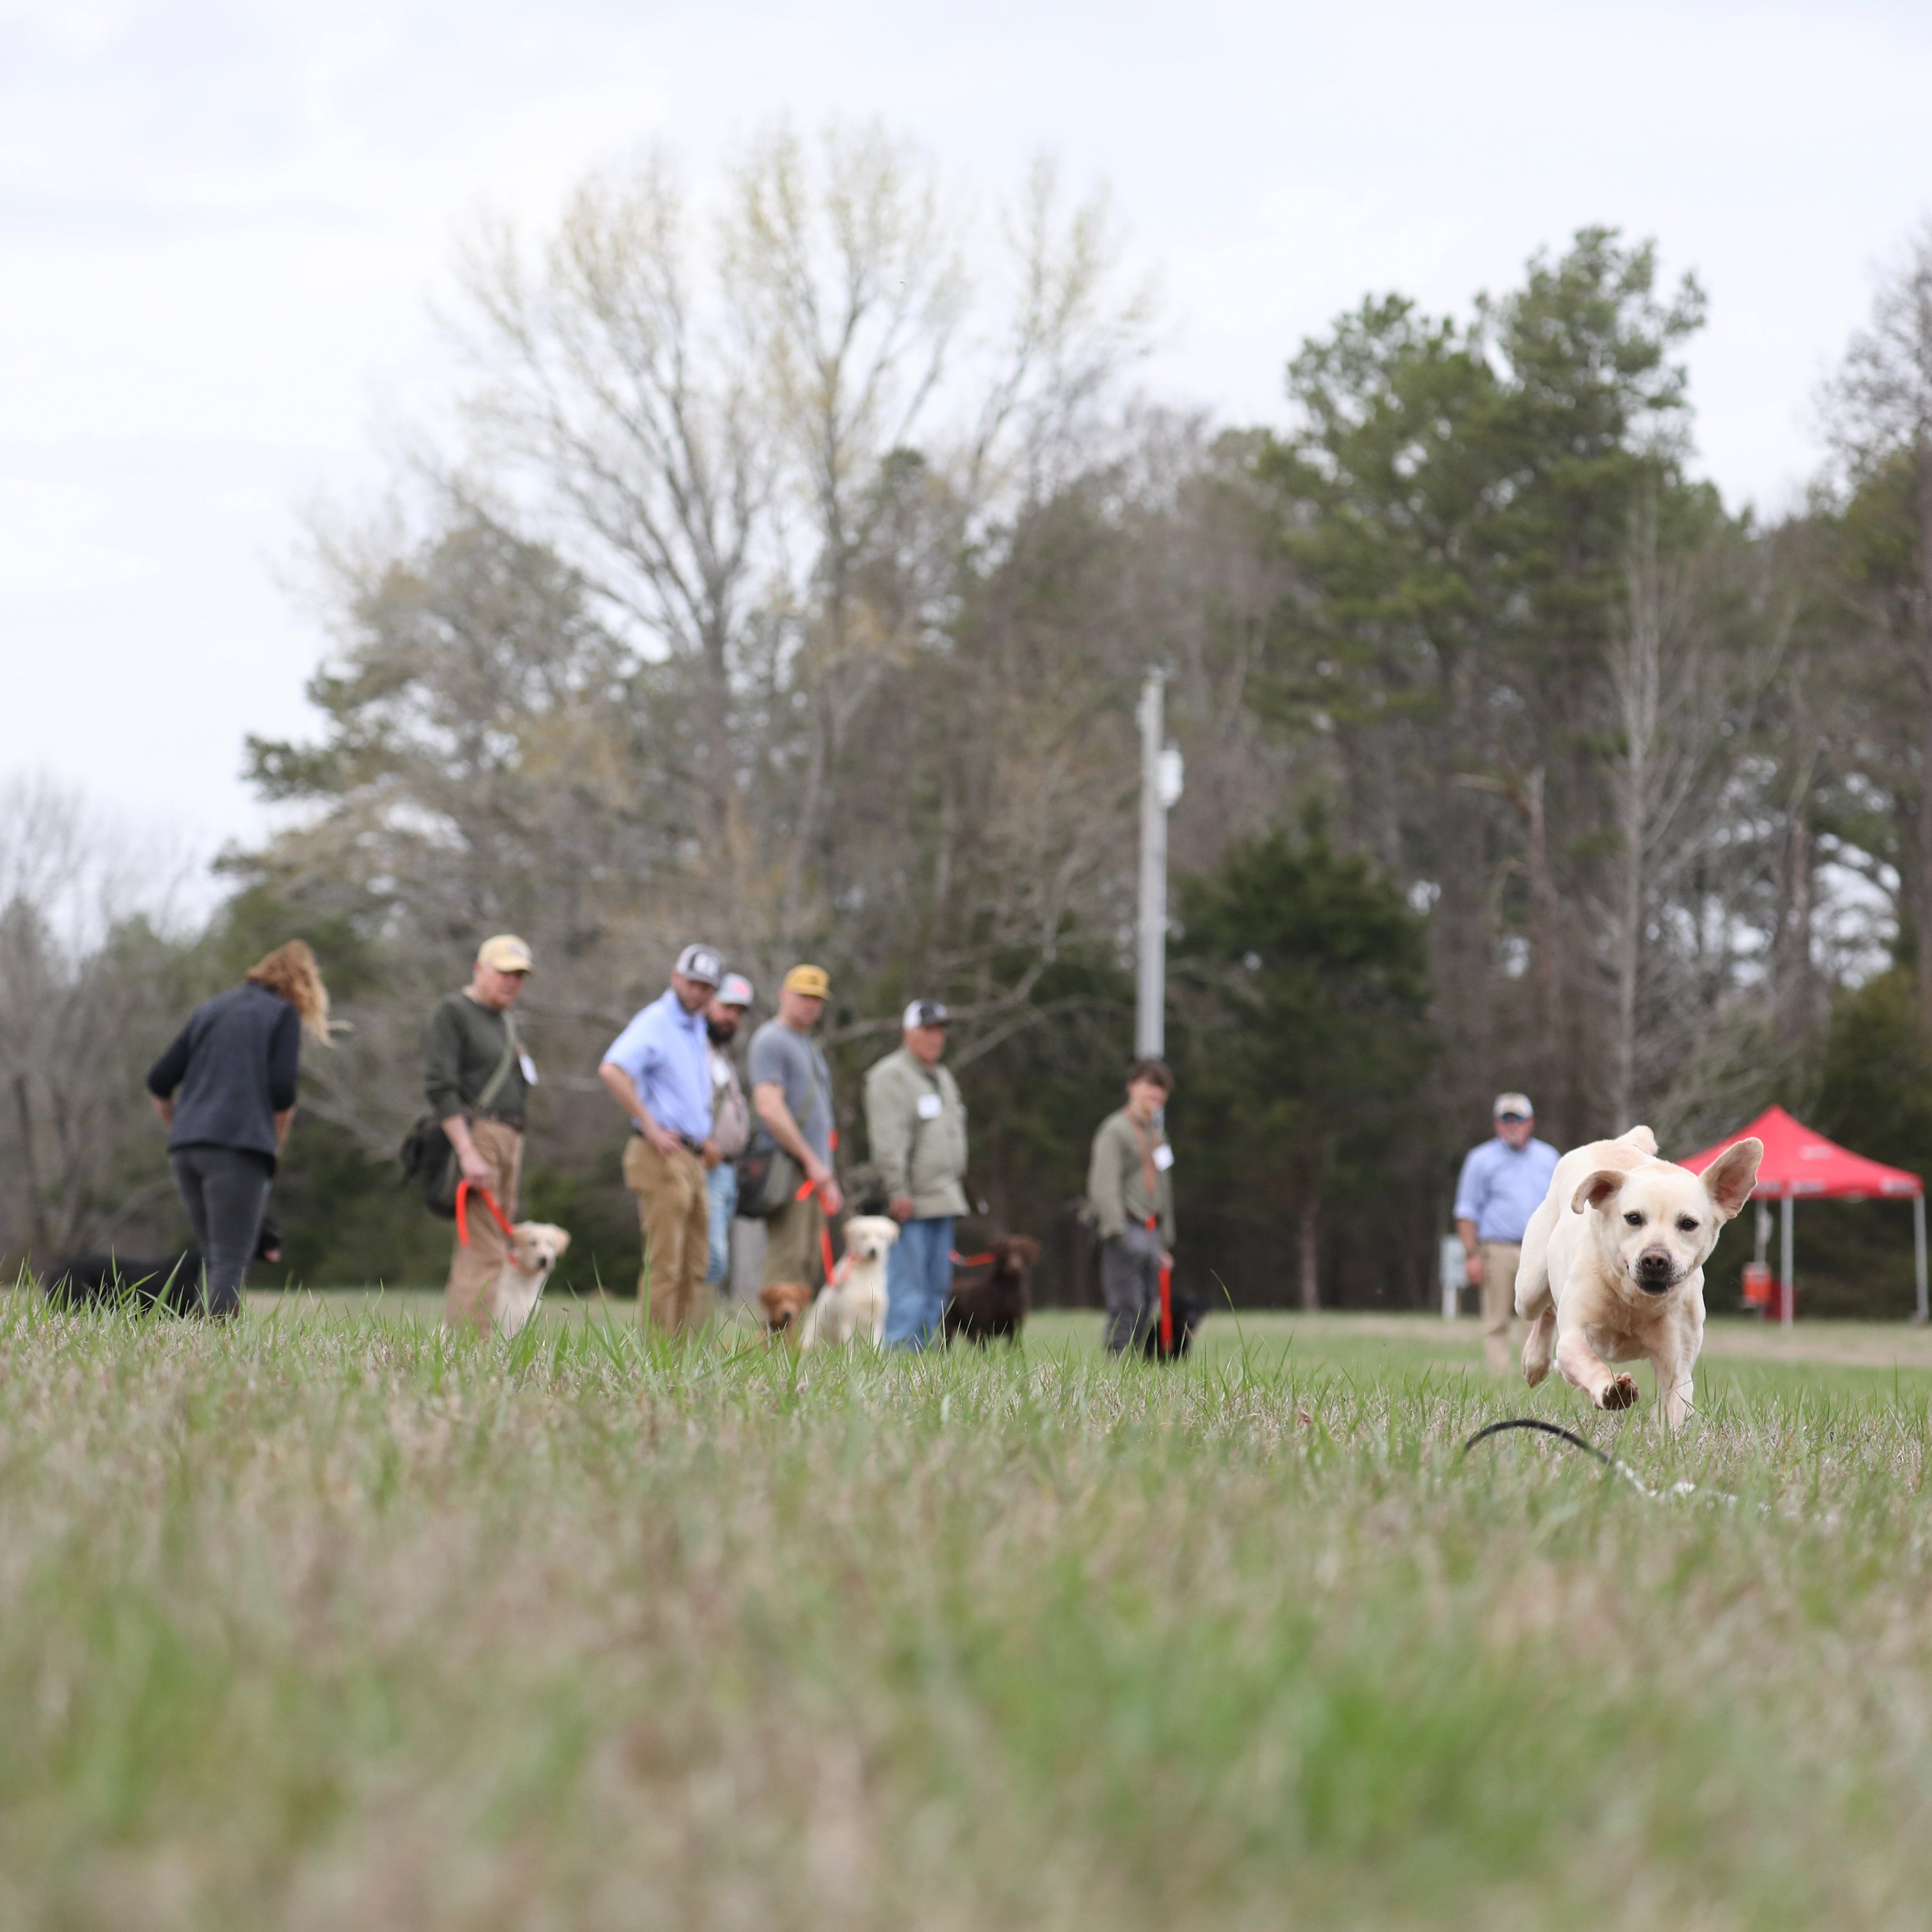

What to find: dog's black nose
left=1636, top=1250, right=1673, bottom=1292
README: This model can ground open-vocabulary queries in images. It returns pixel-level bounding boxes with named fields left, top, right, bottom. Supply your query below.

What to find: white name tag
left=916, top=1092, right=943, bottom=1120
left=1153, top=1142, right=1173, bottom=1171
left=518, top=1050, right=538, bottom=1086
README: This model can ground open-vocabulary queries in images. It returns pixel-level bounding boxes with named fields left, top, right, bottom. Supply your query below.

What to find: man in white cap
left=1452, top=1092, right=1560, bottom=1375
left=426, top=934, right=536, bottom=1335
left=865, top=998, right=968, bottom=1349
left=598, top=943, right=724, bottom=1334
left=702, top=972, right=755, bottom=1296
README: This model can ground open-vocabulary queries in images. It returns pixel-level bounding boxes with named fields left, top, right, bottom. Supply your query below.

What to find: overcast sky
left=7, top=0, right=1932, bottom=878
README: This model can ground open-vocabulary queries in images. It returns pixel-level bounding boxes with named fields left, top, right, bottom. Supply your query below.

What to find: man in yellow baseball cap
left=745, top=964, right=840, bottom=1290
left=425, top=934, right=536, bottom=1333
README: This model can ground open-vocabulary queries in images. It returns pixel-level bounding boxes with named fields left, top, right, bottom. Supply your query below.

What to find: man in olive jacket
left=1088, top=1058, right=1177, bottom=1352
left=865, top=999, right=968, bottom=1349
left=426, top=934, right=536, bottom=1336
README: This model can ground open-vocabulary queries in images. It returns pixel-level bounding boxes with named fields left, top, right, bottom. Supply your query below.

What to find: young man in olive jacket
left=1087, top=1059, right=1177, bottom=1353
left=865, top=999, right=968, bottom=1349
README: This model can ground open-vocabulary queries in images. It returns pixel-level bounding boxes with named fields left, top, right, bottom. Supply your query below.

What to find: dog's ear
left=1570, top=1169, right=1627, bottom=1216
left=1701, top=1137, right=1763, bottom=1220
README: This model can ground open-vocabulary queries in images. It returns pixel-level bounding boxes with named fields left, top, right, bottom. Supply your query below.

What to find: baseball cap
left=477, top=934, right=535, bottom=974
left=1493, top=1092, right=1534, bottom=1120
left=717, top=972, right=754, bottom=1008
left=783, top=963, right=831, bottom=999
left=903, top=998, right=949, bottom=1030
left=674, top=943, right=723, bottom=986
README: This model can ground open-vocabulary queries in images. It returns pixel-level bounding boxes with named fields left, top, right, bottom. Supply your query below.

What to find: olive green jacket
left=1086, top=1106, right=1175, bottom=1246
left=863, top=1046, right=969, bottom=1219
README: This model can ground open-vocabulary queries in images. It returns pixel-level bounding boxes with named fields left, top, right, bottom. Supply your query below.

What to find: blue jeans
left=884, top=1215, right=954, bottom=1350
left=705, top=1160, right=738, bottom=1287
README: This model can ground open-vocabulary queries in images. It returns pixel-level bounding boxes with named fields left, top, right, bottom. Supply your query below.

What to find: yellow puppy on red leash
left=797, top=1214, right=898, bottom=1349
left=1513, top=1126, right=1762, bottom=1428
left=455, top=1180, right=571, bottom=1340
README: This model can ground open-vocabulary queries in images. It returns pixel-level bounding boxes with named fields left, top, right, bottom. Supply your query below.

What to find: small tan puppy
left=487, top=1222, right=572, bottom=1340
left=1515, top=1126, right=1761, bottom=1428
left=797, top=1215, right=898, bottom=1350
left=758, top=1280, right=813, bottom=1341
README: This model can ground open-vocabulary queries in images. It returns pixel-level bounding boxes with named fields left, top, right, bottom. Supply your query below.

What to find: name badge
left=916, top=1092, right=943, bottom=1120
left=518, top=1050, right=538, bottom=1086
left=1153, top=1143, right=1173, bottom=1171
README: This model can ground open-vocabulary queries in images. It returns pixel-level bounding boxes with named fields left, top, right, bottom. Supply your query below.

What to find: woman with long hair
left=145, top=940, right=330, bottom=1316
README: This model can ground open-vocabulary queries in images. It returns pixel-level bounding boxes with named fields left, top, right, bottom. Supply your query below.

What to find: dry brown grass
left=3, top=1291, right=1932, bottom=1927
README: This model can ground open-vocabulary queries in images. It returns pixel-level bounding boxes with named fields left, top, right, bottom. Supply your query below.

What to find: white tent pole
left=1780, top=1194, right=1794, bottom=1331
left=1914, top=1194, right=1927, bottom=1325
left=1754, top=1200, right=1769, bottom=1268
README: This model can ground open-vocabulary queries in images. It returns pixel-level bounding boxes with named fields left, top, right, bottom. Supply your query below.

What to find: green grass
left=5, top=1291, right=1932, bottom=1927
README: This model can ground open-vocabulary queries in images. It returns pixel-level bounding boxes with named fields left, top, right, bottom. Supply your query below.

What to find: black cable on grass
left=1463, top=1417, right=1610, bottom=1463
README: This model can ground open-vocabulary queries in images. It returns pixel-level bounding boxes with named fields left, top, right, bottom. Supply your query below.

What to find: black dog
left=1141, top=1287, right=1203, bottom=1360
left=943, top=1235, right=1041, bottom=1344
left=44, top=1219, right=283, bottom=1314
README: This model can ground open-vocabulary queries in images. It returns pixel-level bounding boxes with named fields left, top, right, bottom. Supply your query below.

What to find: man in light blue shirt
left=598, top=943, right=722, bottom=1334
left=1453, top=1092, right=1559, bottom=1376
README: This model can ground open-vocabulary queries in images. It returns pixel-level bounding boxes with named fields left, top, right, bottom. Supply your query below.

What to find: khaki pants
left=762, top=1190, right=826, bottom=1293
left=444, top=1119, right=522, bottom=1336
left=1480, top=1240, right=1521, bottom=1377
left=622, top=1135, right=711, bottom=1334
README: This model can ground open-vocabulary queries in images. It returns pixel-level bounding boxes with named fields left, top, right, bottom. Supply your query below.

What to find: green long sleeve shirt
left=864, top=1046, right=969, bottom=1219
left=424, top=992, right=530, bottom=1123
left=1086, top=1106, right=1175, bottom=1245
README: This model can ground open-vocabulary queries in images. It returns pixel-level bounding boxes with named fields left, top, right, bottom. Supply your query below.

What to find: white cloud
left=5, top=0, right=1932, bottom=848
left=0, top=476, right=155, bottom=597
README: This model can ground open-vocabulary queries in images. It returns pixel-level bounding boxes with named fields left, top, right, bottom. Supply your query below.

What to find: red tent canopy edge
left=1677, top=1104, right=1922, bottom=1202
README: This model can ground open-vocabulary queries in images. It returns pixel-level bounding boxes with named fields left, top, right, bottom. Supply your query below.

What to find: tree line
left=8, top=127, right=1932, bottom=1314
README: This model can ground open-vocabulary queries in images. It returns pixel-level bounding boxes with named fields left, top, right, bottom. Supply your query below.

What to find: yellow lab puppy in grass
left=797, top=1215, right=898, bottom=1350
left=1515, top=1126, right=1763, bottom=1428
left=488, top=1223, right=572, bottom=1340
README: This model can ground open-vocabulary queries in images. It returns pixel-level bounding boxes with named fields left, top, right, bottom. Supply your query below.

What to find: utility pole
left=1135, top=670, right=1183, bottom=1058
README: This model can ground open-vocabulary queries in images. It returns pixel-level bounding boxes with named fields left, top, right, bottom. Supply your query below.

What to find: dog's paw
left=1596, top=1373, right=1639, bottom=1411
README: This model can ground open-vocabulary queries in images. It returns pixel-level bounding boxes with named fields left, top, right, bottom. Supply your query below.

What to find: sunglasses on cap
left=1497, top=1112, right=1530, bottom=1124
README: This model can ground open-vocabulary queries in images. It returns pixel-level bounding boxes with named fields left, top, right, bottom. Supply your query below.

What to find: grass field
left=5, top=1291, right=1932, bottom=1929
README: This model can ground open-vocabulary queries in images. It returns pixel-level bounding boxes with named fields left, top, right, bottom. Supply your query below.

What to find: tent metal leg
left=1780, top=1195, right=1795, bottom=1331
left=1915, top=1195, right=1927, bottom=1325
left=1754, top=1200, right=1770, bottom=1268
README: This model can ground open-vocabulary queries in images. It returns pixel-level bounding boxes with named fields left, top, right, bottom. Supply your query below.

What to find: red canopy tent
left=1679, top=1105, right=1926, bottom=1326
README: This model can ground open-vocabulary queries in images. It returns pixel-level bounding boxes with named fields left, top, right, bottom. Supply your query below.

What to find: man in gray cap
left=865, top=998, right=968, bottom=1349
left=701, top=972, right=755, bottom=1296
left=1452, top=1092, right=1559, bottom=1375
left=598, top=943, right=724, bottom=1334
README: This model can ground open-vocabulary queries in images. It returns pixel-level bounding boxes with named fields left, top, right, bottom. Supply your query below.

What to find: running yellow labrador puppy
left=1515, top=1126, right=1763, bottom=1428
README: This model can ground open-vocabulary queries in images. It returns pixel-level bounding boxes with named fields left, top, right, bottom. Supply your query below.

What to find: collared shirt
left=603, top=989, right=713, bottom=1142
left=1453, top=1134, right=1560, bottom=1244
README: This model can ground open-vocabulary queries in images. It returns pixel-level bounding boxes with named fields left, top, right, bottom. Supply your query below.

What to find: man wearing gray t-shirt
left=747, top=963, right=842, bottom=1290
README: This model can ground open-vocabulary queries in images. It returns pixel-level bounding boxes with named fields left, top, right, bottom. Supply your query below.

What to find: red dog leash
left=1130, top=1118, right=1173, bottom=1354
left=795, top=1175, right=842, bottom=1285
left=455, top=1180, right=518, bottom=1248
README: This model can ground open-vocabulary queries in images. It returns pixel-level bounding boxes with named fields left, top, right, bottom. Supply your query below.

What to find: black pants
left=169, top=1144, right=272, bottom=1318
left=1101, top=1226, right=1164, bottom=1353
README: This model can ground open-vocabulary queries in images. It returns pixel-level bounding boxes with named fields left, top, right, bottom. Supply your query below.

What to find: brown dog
left=943, top=1235, right=1041, bottom=1344
left=758, top=1280, right=813, bottom=1340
